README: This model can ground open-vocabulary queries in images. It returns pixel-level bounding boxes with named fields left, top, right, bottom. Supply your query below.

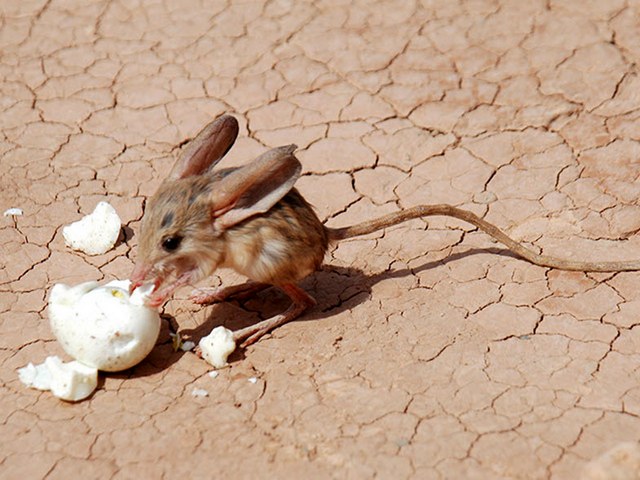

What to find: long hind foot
left=232, top=283, right=316, bottom=347
left=190, top=281, right=269, bottom=305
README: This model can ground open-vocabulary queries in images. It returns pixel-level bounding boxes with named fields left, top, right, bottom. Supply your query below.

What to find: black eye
left=161, top=235, right=182, bottom=252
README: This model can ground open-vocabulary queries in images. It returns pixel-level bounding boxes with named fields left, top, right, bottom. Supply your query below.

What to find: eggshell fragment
left=48, top=280, right=160, bottom=372
left=18, top=361, right=52, bottom=391
left=63, top=201, right=121, bottom=255
left=18, top=356, right=98, bottom=402
left=3, top=207, right=23, bottom=216
left=199, top=326, right=236, bottom=368
left=191, top=388, right=209, bottom=398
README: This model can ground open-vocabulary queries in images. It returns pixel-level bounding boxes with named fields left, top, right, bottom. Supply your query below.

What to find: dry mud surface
left=3, top=1, right=640, bottom=478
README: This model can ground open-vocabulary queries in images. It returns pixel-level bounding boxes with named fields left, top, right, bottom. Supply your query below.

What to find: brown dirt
left=3, top=1, right=640, bottom=478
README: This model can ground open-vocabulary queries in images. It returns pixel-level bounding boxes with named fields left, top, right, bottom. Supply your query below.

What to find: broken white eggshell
left=199, top=326, right=236, bottom=369
left=48, top=280, right=160, bottom=372
left=3, top=207, right=23, bottom=216
left=18, top=356, right=98, bottom=402
left=63, top=201, right=121, bottom=255
left=191, top=388, right=209, bottom=398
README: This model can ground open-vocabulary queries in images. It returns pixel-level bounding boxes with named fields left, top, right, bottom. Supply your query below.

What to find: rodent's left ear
left=209, top=145, right=301, bottom=231
left=169, top=114, right=239, bottom=180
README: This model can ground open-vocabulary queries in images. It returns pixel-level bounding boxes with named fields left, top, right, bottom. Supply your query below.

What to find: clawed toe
left=189, top=288, right=222, bottom=305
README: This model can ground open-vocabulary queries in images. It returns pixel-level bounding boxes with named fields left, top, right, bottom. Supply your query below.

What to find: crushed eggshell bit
left=198, top=326, right=236, bottom=369
left=3, top=207, right=23, bottom=216
left=191, top=388, right=209, bottom=397
left=18, top=362, right=52, bottom=391
left=18, top=356, right=98, bottom=402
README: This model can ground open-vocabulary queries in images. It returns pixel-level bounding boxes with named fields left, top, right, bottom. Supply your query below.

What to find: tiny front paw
left=147, top=293, right=165, bottom=308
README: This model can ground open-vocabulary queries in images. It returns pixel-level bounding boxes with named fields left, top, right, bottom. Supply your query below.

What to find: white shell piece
left=198, top=327, right=236, bottom=369
left=191, top=388, right=209, bottom=397
left=63, top=201, right=121, bottom=255
left=18, top=362, right=52, bottom=391
left=18, top=356, right=98, bottom=402
left=3, top=208, right=23, bottom=216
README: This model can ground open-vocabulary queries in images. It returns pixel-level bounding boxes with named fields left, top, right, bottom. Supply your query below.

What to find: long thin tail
left=326, top=204, right=640, bottom=272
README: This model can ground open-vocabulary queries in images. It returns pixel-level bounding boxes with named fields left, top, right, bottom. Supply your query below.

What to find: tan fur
left=223, top=189, right=328, bottom=286
left=137, top=174, right=226, bottom=284
left=132, top=121, right=327, bottom=305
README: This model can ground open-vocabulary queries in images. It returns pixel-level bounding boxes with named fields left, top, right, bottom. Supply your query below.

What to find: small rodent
left=130, top=114, right=640, bottom=347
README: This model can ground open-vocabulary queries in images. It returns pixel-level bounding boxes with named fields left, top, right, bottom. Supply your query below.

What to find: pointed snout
left=129, top=263, right=152, bottom=294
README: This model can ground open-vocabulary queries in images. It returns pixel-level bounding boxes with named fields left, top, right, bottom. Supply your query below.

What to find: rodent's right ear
left=168, top=114, right=239, bottom=179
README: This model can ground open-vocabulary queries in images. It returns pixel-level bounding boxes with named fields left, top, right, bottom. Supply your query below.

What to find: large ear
left=209, top=145, right=301, bottom=231
left=169, top=114, right=239, bottom=179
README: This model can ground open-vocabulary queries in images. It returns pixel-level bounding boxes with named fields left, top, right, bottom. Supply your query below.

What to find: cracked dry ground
left=4, top=0, right=640, bottom=479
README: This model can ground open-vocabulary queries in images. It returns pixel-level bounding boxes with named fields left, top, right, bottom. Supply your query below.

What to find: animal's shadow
left=179, top=246, right=518, bottom=361
left=124, top=246, right=518, bottom=377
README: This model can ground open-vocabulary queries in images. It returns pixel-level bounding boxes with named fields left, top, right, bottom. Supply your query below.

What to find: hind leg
left=232, top=283, right=316, bottom=347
